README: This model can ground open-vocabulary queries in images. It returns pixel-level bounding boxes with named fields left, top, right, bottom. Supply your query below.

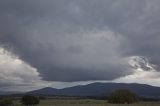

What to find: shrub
left=21, top=95, right=40, bottom=106
left=0, top=98, right=13, bottom=106
left=39, top=96, right=46, bottom=100
left=108, top=89, right=137, bottom=104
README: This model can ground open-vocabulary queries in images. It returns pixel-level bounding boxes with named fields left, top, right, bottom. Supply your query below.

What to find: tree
left=0, top=98, right=13, bottom=106
left=21, top=95, right=40, bottom=106
left=108, top=89, right=138, bottom=104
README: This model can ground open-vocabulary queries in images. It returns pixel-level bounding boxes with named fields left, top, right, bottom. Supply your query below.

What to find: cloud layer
left=1, top=0, right=160, bottom=88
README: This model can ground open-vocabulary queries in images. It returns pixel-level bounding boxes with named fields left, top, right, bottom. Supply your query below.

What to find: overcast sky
left=1, top=0, right=160, bottom=92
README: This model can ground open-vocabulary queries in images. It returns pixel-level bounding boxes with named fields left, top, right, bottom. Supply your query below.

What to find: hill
left=27, top=83, right=160, bottom=98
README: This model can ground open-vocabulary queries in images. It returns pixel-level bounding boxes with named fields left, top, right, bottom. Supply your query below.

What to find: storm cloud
left=0, top=0, right=160, bottom=84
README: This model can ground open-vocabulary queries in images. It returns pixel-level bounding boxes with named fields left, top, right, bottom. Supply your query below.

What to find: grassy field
left=14, top=98, right=160, bottom=106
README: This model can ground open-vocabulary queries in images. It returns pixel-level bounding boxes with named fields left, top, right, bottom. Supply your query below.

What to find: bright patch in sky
left=0, top=47, right=49, bottom=88
left=114, top=56, right=160, bottom=87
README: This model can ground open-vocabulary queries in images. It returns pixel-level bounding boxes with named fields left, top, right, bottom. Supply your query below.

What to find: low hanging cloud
left=0, top=0, right=131, bottom=82
left=0, top=0, right=160, bottom=87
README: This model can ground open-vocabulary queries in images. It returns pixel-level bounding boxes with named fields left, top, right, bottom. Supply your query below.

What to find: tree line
left=0, top=89, right=138, bottom=106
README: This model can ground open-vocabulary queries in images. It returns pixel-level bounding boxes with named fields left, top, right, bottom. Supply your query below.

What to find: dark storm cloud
left=0, top=0, right=160, bottom=81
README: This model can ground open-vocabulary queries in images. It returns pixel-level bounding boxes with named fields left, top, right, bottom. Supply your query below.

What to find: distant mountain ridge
left=27, top=83, right=160, bottom=98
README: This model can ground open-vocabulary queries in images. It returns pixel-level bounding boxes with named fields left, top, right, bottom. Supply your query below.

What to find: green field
left=14, top=99, right=160, bottom=106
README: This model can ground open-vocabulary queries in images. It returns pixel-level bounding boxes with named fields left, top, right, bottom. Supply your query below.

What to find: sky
left=1, top=0, right=160, bottom=92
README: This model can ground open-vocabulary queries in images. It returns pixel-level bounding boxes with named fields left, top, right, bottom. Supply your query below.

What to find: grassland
left=14, top=98, right=160, bottom=106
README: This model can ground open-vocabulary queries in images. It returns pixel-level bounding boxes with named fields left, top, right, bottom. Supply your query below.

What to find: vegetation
left=0, top=98, right=13, bottom=106
left=21, top=95, right=40, bottom=106
left=108, top=89, right=138, bottom=104
left=21, top=99, right=160, bottom=106
left=10, top=97, right=160, bottom=106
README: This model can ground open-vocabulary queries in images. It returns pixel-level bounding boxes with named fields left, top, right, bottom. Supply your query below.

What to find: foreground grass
left=15, top=99, right=160, bottom=106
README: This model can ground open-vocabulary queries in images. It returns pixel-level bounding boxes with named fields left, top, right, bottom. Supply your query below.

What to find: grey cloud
left=0, top=0, right=160, bottom=82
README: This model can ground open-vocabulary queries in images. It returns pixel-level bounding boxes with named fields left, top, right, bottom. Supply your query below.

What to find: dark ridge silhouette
left=26, top=83, right=160, bottom=98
